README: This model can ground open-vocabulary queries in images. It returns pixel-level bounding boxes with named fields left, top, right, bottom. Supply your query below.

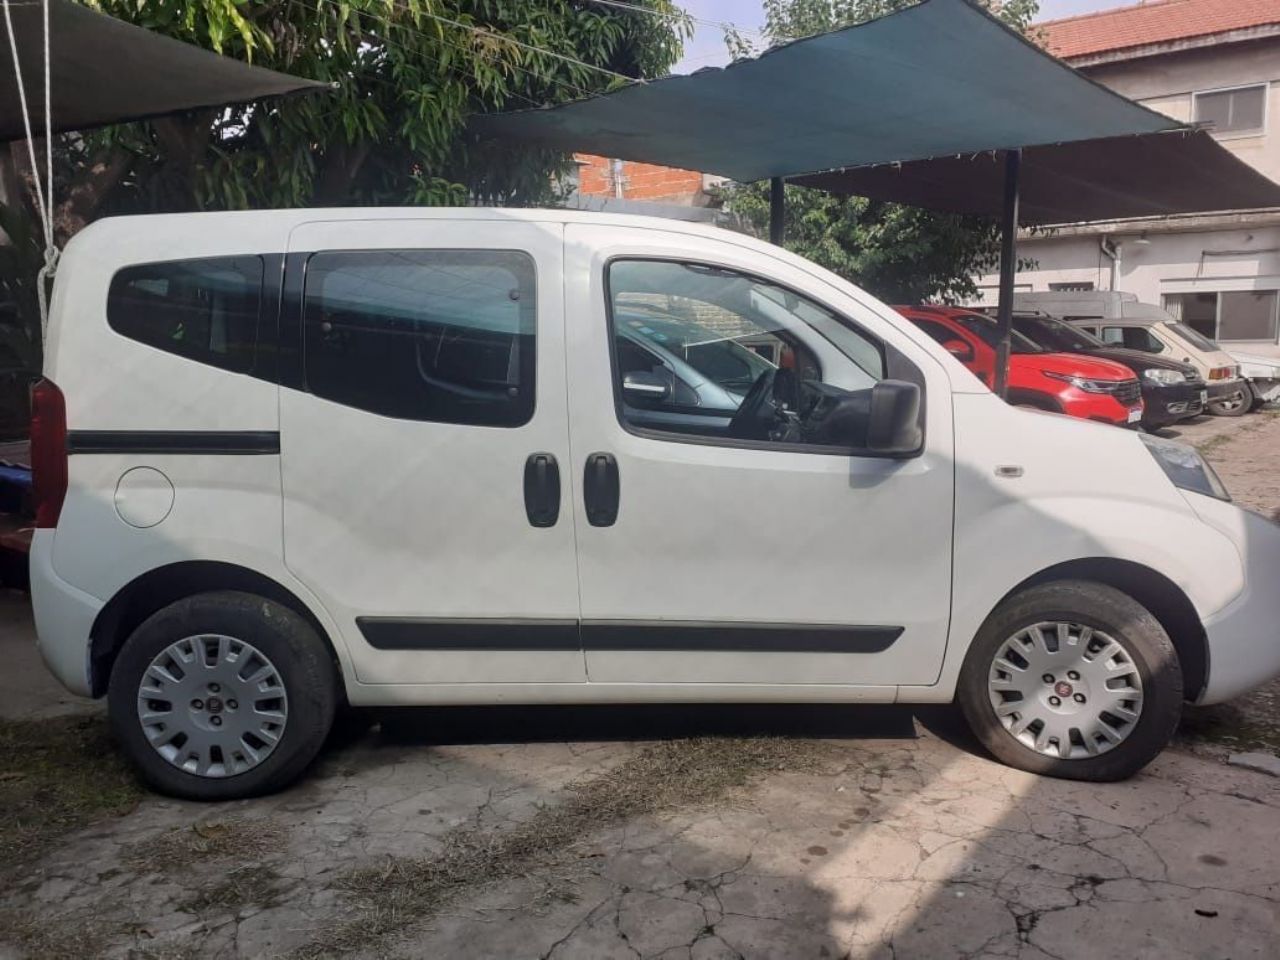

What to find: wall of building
left=976, top=224, right=1280, bottom=356
left=1083, top=39, right=1280, bottom=180
left=574, top=154, right=707, bottom=204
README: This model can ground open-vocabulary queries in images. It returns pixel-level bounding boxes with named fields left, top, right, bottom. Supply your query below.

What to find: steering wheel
left=730, top=367, right=803, bottom=440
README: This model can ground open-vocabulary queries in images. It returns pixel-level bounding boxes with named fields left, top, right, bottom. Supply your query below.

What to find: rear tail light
left=30, top=378, right=67, bottom=529
left=1208, top=366, right=1238, bottom=381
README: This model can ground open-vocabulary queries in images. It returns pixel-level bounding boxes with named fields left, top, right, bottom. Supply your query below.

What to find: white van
left=30, top=209, right=1280, bottom=799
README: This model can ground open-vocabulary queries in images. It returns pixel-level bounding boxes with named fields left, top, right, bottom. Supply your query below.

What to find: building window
left=1163, top=290, right=1280, bottom=343
left=1193, top=84, right=1267, bottom=136
left=1048, top=282, right=1095, bottom=292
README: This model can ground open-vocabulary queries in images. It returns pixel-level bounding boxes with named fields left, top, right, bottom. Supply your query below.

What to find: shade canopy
left=0, top=0, right=329, bottom=141
left=473, top=0, right=1183, bottom=183
left=795, top=130, right=1280, bottom=225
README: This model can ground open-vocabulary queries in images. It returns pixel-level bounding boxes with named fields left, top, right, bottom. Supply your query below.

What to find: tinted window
left=935, top=311, right=1042, bottom=354
left=108, top=256, right=263, bottom=373
left=303, top=250, right=536, bottom=426
left=1101, top=326, right=1164, bottom=354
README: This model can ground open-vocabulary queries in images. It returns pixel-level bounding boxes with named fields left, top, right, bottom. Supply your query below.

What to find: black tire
left=957, top=580, right=1182, bottom=782
left=108, top=591, right=338, bottom=800
left=1208, top=389, right=1249, bottom=417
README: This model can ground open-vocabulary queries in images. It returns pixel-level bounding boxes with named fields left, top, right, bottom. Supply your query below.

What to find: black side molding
left=359, top=618, right=582, bottom=651
left=66, top=430, right=281, bottom=455
left=582, top=621, right=903, bottom=653
left=357, top=617, right=903, bottom=654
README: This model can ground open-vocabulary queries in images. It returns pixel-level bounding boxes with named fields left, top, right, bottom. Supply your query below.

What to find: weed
left=291, top=736, right=832, bottom=959
left=176, top=863, right=285, bottom=916
left=132, top=818, right=282, bottom=871
left=0, top=714, right=140, bottom=875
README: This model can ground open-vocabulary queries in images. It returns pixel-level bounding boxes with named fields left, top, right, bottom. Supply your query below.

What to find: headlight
left=1140, top=434, right=1230, bottom=501
left=1142, top=368, right=1186, bottom=385
left=1042, top=370, right=1112, bottom=394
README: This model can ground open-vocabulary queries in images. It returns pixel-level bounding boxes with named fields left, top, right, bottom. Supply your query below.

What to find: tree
left=0, top=0, right=689, bottom=373
left=720, top=0, right=1038, bottom=304
left=58, top=0, right=689, bottom=226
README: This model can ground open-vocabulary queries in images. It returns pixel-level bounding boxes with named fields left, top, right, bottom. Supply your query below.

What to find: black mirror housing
left=866, top=379, right=923, bottom=456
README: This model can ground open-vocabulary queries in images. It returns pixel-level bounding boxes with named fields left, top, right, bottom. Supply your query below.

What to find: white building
left=976, top=0, right=1280, bottom=357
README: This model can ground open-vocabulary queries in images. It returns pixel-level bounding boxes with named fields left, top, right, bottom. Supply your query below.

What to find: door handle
left=523, top=453, right=561, bottom=528
left=583, top=452, right=620, bottom=527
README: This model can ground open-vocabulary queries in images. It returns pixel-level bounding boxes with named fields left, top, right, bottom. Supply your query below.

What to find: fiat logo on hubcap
left=1054, top=681, right=1073, bottom=698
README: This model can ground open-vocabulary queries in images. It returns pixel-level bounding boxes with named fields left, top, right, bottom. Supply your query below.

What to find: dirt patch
left=0, top=908, right=118, bottom=960
left=292, top=735, right=834, bottom=959
left=0, top=714, right=140, bottom=876
left=131, top=817, right=283, bottom=871
left=176, top=862, right=288, bottom=917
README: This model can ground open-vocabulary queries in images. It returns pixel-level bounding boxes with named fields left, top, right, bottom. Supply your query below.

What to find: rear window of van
left=107, top=256, right=264, bottom=373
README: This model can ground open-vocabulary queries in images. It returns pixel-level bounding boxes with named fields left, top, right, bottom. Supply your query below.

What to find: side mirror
left=622, top=370, right=671, bottom=403
left=942, top=339, right=974, bottom=363
left=867, top=380, right=922, bottom=456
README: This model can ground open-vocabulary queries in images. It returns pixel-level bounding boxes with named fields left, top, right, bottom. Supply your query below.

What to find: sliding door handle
left=583, top=452, right=620, bottom=527
left=523, top=453, right=561, bottom=527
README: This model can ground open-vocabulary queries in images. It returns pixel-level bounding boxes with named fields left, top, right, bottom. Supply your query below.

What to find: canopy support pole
left=993, top=148, right=1022, bottom=401
left=769, top=176, right=785, bottom=245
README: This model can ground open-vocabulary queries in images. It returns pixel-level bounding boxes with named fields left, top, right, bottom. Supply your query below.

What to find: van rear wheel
left=957, top=581, right=1182, bottom=781
left=107, top=591, right=337, bottom=800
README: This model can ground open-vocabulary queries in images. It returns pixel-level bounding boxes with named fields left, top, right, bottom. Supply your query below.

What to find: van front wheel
left=108, top=591, right=338, bottom=800
left=957, top=581, right=1182, bottom=781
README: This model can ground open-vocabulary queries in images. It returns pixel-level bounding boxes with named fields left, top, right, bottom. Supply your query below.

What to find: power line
left=581, top=0, right=765, bottom=39
left=303, top=0, right=596, bottom=104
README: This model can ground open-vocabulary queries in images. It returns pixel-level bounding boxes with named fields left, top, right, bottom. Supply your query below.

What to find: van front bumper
left=1188, top=497, right=1280, bottom=705
left=29, top=530, right=102, bottom=697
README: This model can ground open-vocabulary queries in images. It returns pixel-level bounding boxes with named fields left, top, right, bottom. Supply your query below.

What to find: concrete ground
left=1, top=413, right=1278, bottom=959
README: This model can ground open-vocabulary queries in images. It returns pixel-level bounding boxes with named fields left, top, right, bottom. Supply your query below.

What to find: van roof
left=70, top=206, right=733, bottom=246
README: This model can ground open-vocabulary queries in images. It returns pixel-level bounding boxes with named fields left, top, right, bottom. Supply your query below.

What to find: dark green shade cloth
left=795, top=130, right=1280, bottom=225
left=0, top=0, right=328, bottom=141
left=472, top=0, right=1182, bottom=183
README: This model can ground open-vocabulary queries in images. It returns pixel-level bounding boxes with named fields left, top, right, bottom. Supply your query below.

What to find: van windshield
left=946, top=311, right=1044, bottom=354
left=1011, top=314, right=1103, bottom=353
left=1170, top=322, right=1221, bottom=353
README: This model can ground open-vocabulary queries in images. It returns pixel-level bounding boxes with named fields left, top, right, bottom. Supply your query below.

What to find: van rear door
left=279, top=218, right=584, bottom=686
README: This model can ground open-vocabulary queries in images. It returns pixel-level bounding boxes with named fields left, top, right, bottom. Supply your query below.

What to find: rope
left=1, top=0, right=57, bottom=336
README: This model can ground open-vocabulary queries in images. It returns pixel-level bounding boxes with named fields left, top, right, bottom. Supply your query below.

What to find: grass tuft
left=292, top=736, right=831, bottom=959
left=0, top=713, right=140, bottom=875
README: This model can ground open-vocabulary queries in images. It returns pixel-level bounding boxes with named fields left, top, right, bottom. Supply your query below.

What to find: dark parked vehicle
left=997, top=311, right=1206, bottom=430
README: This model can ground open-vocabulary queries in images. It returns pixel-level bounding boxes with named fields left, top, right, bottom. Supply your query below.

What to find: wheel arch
left=1004, top=557, right=1207, bottom=701
left=89, top=560, right=344, bottom=699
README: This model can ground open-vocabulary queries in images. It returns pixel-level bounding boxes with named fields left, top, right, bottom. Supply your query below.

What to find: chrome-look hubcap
left=987, top=621, right=1143, bottom=760
left=137, top=635, right=288, bottom=778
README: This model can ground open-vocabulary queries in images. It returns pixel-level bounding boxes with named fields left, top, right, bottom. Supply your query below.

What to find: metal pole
left=993, top=149, right=1022, bottom=401
left=769, top=176, right=785, bottom=245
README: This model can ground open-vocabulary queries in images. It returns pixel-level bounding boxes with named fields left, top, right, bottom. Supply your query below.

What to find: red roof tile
left=1038, top=0, right=1280, bottom=60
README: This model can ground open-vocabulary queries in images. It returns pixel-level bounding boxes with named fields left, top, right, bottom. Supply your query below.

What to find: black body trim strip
left=66, top=430, right=281, bottom=455
left=356, top=618, right=903, bottom=654
left=359, top=618, right=582, bottom=651
left=582, top=621, right=903, bottom=653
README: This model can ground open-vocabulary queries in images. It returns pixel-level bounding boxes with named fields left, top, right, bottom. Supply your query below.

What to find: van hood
left=1027, top=351, right=1135, bottom=381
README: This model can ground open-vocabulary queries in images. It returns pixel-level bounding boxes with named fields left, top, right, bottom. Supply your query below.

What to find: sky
left=674, top=0, right=1130, bottom=72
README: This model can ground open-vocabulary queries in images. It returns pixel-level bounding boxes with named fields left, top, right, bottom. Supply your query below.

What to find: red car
left=897, top=306, right=1144, bottom=427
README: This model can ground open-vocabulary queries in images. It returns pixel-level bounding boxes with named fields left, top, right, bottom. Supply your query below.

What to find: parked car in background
left=990, top=311, right=1205, bottom=430
left=897, top=306, right=1144, bottom=427
left=1226, top=350, right=1280, bottom=409
left=30, top=209, right=1280, bottom=800
left=1012, top=292, right=1249, bottom=418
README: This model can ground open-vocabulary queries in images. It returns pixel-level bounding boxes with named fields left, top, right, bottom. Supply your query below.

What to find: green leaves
left=61, top=0, right=688, bottom=216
